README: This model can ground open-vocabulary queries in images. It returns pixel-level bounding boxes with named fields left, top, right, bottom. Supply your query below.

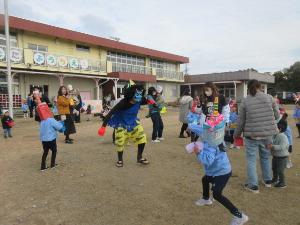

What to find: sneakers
left=286, top=160, right=293, bottom=169
left=230, top=213, right=249, bottom=225
left=195, top=198, right=213, bottom=206
left=158, top=137, right=165, bottom=141
left=262, top=180, right=272, bottom=188
left=151, top=139, right=160, bottom=143
left=65, top=139, right=73, bottom=144
left=244, top=184, right=259, bottom=193
left=274, top=183, right=287, bottom=189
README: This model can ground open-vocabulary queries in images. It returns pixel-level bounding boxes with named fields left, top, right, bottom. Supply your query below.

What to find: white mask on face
left=205, top=89, right=212, bottom=97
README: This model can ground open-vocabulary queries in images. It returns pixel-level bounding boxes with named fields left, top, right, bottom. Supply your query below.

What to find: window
left=76, top=44, right=90, bottom=52
left=150, top=59, right=176, bottom=71
left=0, top=33, right=18, bottom=47
left=28, top=43, right=48, bottom=52
left=107, top=51, right=145, bottom=66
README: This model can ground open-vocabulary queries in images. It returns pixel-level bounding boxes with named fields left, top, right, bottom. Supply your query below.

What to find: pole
left=4, top=0, right=13, bottom=117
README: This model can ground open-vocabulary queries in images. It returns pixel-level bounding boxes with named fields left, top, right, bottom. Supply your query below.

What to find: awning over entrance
left=108, top=72, right=156, bottom=83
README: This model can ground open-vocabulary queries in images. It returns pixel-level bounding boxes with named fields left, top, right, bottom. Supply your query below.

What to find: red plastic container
left=234, top=137, right=244, bottom=147
left=37, top=103, right=53, bottom=120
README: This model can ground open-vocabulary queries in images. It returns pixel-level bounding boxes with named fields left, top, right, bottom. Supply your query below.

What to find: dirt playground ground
left=1, top=106, right=300, bottom=225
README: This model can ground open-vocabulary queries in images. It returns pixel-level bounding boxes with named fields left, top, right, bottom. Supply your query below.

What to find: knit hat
left=156, top=85, right=163, bottom=94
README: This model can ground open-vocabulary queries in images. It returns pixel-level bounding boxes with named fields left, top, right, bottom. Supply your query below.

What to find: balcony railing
left=111, top=62, right=152, bottom=75
left=0, top=45, right=23, bottom=64
left=32, top=51, right=106, bottom=73
left=156, top=68, right=184, bottom=80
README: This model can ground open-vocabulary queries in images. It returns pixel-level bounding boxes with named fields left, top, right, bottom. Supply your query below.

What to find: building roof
left=185, top=69, right=275, bottom=84
left=0, top=15, right=189, bottom=64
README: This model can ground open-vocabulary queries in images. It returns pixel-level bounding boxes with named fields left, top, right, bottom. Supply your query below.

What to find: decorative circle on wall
left=33, top=52, right=45, bottom=65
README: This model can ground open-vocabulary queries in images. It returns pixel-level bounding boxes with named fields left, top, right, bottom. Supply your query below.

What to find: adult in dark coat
left=74, top=89, right=82, bottom=123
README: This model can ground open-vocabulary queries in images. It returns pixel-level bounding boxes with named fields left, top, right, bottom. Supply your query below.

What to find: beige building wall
left=18, top=74, right=97, bottom=101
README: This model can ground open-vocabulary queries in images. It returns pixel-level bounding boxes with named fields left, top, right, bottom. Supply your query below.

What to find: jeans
left=245, top=138, right=272, bottom=186
left=3, top=128, right=12, bottom=137
left=272, top=156, right=288, bottom=185
left=202, top=172, right=240, bottom=216
left=41, top=139, right=57, bottom=170
left=151, top=113, right=164, bottom=140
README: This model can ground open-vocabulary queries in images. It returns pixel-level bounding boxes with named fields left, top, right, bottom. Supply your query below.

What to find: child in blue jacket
left=40, top=118, right=64, bottom=171
left=193, top=140, right=248, bottom=225
left=228, top=105, right=238, bottom=149
left=280, top=113, right=293, bottom=168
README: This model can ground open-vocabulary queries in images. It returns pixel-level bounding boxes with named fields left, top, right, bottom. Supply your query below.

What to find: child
left=1, top=111, right=14, bottom=138
left=40, top=117, right=64, bottom=171
left=279, top=113, right=293, bottom=168
left=293, top=101, right=300, bottom=138
left=190, top=96, right=202, bottom=142
left=86, top=104, right=92, bottom=121
left=267, top=122, right=289, bottom=188
left=228, top=105, right=239, bottom=149
left=22, top=101, right=29, bottom=118
left=193, top=138, right=248, bottom=225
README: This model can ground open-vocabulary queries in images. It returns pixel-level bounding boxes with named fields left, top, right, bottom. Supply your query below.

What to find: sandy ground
left=0, top=106, right=300, bottom=225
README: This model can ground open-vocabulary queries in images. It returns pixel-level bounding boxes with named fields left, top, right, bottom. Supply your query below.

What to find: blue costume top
left=107, top=102, right=140, bottom=131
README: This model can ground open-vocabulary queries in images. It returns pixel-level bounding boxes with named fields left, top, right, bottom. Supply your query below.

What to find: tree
left=271, top=62, right=300, bottom=92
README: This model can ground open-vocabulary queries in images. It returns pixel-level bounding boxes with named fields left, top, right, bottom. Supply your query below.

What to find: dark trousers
left=296, top=124, right=300, bottom=137
left=151, top=113, right=164, bottom=140
left=202, top=172, right=240, bottom=216
left=180, top=123, right=188, bottom=136
left=191, top=132, right=199, bottom=142
left=272, top=156, right=288, bottom=184
left=224, top=130, right=234, bottom=144
left=75, top=112, right=81, bottom=123
left=41, top=139, right=57, bottom=170
left=112, top=129, right=116, bottom=143
left=29, top=106, right=33, bottom=118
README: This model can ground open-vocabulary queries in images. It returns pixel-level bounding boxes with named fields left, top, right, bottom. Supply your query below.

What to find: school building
left=0, top=16, right=189, bottom=108
left=183, top=69, right=275, bottom=103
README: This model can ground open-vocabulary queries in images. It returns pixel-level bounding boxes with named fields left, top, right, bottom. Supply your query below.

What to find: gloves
left=98, top=126, right=106, bottom=136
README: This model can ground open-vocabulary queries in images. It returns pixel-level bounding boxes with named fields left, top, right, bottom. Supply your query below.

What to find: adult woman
left=74, top=89, right=82, bottom=123
left=234, top=79, right=280, bottom=193
left=179, top=89, right=193, bottom=138
left=57, top=86, right=76, bottom=144
left=201, top=82, right=229, bottom=151
left=147, top=87, right=164, bottom=143
left=201, top=82, right=228, bottom=119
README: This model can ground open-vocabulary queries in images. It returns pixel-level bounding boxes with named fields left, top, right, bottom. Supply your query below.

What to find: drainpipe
left=233, top=81, right=237, bottom=101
